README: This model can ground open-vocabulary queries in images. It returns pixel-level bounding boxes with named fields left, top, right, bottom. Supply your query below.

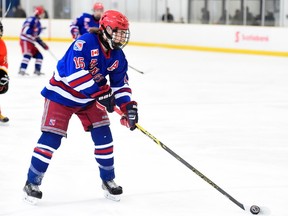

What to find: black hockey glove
left=120, top=101, right=138, bottom=131
left=93, top=85, right=115, bottom=113
left=0, top=71, right=9, bottom=94
left=36, top=37, right=49, bottom=50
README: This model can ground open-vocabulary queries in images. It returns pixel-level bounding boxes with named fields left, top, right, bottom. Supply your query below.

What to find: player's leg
left=0, top=106, right=9, bottom=123
left=77, top=103, right=122, bottom=201
left=90, top=126, right=122, bottom=201
left=23, top=131, right=63, bottom=203
left=33, top=51, right=44, bottom=75
left=19, top=40, right=33, bottom=75
left=23, top=99, right=74, bottom=204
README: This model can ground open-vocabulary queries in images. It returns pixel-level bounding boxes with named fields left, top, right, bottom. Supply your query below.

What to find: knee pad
left=38, top=131, right=63, bottom=150
left=34, top=52, right=43, bottom=60
left=91, top=126, right=113, bottom=145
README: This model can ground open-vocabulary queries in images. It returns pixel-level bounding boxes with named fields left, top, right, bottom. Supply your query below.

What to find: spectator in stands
left=218, top=9, right=228, bottom=24
left=14, top=5, right=26, bottom=18
left=246, top=7, right=255, bottom=25
left=265, top=11, right=275, bottom=26
left=162, top=7, right=174, bottom=23
left=201, top=7, right=210, bottom=24
left=231, top=9, right=243, bottom=25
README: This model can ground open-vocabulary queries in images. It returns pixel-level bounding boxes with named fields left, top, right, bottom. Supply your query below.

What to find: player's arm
left=35, top=37, right=49, bottom=50
left=109, top=58, right=138, bottom=130
left=70, top=16, right=83, bottom=39
left=21, top=18, right=36, bottom=41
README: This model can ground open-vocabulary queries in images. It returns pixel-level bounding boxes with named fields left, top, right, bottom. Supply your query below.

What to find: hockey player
left=70, top=2, right=104, bottom=39
left=0, top=21, right=10, bottom=123
left=23, top=10, right=138, bottom=204
left=19, top=6, right=49, bottom=76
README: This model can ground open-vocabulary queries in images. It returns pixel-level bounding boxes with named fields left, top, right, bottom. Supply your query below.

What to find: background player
left=0, top=21, right=10, bottom=123
left=19, top=6, right=49, bottom=76
left=23, top=10, right=138, bottom=204
left=70, top=2, right=104, bottom=39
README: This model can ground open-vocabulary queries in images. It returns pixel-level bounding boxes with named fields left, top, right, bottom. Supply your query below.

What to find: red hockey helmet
left=34, top=6, right=45, bottom=16
left=99, top=10, right=130, bottom=50
left=93, top=2, right=104, bottom=11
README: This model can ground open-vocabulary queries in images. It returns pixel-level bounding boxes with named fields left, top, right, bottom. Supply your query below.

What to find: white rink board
left=2, top=18, right=288, bottom=53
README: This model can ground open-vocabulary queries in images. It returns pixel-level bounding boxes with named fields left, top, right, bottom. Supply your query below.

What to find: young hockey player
left=70, top=2, right=104, bottom=39
left=19, top=6, right=49, bottom=76
left=0, top=21, right=10, bottom=123
left=23, top=10, right=138, bottom=204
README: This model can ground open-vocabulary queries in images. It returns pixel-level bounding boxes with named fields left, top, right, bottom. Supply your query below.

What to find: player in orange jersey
left=0, top=21, right=10, bottom=123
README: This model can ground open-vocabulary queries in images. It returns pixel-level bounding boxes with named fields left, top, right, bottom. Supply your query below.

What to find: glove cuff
left=90, top=84, right=111, bottom=98
left=120, top=101, right=137, bottom=113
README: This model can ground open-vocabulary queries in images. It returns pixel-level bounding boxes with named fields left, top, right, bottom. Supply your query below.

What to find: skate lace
left=30, top=184, right=40, bottom=192
left=106, top=180, right=118, bottom=189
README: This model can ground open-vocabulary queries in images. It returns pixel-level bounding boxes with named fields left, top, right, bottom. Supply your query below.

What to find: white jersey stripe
left=74, top=79, right=95, bottom=91
left=95, top=153, right=114, bottom=159
left=66, top=69, right=90, bottom=82
left=111, top=84, right=130, bottom=93
left=114, top=92, right=132, bottom=99
left=32, top=152, right=51, bottom=164
left=95, top=143, right=113, bottom=149
left=46, top=83, right=94, bottom=104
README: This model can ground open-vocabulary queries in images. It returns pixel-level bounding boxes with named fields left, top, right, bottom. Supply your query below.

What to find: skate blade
left=22, top=193, right=40, bottom=205
left=103, top=191, right=121, bottom=202
left=0, top=122, right=9, bottom=126
left=18, top=73, right=30, bottom=76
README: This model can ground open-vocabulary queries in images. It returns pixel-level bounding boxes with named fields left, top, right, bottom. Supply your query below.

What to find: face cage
left=104, top=27, right=130, bottom=50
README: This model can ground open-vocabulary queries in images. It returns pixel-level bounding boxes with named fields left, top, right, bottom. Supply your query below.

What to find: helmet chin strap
left=101, top=26, right=116, bottom=50
left=99, top=31, right=113, bottom=50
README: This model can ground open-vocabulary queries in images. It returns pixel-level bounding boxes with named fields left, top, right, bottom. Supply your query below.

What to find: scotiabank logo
left=235, top=31, right=269, bottom=43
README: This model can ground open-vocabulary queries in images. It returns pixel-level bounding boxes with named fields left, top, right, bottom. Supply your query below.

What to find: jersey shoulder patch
left=73, top=40, right=86, bottom=51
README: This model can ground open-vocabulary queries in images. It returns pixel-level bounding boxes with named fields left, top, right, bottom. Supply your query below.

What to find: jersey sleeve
left=20, top=17, right=39, bottom=42
left=0, top=39, right=8, bottom=74
left=70, top=13, right=87, bottom=36
left=70, top=17, right=81, bottom=36
left=109, top=53, right=132, bottom=106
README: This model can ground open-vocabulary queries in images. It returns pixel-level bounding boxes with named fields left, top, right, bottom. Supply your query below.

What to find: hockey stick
left=0, top=0, right=13, bottom=20
left=113, top=106, right=263, bottom=215
left=47, top=49, right=58, bottom=61
left=128, top=65, right=144, bottom=74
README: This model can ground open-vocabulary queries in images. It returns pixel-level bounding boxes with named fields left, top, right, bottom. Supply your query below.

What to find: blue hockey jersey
left=70, top=13, right=100, bottom=36
left=41, top=33, right=132, bottom=108
left=20, top=16, right=43, bottom=43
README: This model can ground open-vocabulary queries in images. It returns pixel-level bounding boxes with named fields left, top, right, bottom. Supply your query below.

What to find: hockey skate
left=34, top=70, right=45, bottom=76
left=18, top=69, right=29, bottom=76
left=0, top=114, right=9, bottom=123
left=23, top=181, right=42, bottom=205
left=102, top=180, right=122, bottom=202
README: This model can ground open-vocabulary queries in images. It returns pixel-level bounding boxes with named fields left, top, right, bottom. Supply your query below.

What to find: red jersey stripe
left=34, top=147, right=53, bottom=158
left=94, top=147, right=113, bottom=155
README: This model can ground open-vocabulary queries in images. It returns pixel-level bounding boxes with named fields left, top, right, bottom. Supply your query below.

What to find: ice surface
left=1, top=40, right=288, bottom=216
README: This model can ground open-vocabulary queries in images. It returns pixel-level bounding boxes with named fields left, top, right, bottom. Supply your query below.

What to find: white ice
left=0, top=40, right=288, bottom=216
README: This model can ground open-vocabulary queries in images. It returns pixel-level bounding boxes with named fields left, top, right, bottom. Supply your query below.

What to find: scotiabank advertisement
left=234, top=31, right=269, bottom=43
left=131, top=23, right=288, bottom=53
